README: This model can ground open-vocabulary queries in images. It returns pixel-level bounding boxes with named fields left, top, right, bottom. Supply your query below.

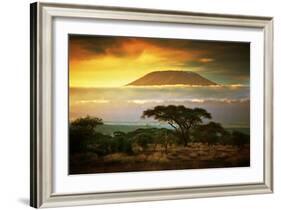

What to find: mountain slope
left=126, top=70, right=217, bottom=86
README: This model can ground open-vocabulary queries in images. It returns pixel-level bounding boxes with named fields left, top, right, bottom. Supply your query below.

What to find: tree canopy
left=71, top=115, right=103, bottom=131
left=193, top=121, right=227, bottom=145
left=69, top=116, right=103, bottom=153
left=142, top=105, right=212, bottom=146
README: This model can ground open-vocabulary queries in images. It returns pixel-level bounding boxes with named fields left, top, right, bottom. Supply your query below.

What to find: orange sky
left=69, top=35, right=250, bottom=87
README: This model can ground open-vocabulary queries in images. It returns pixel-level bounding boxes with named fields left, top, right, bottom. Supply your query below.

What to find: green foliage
left=69, top=108, right=250, bottom=158
left=192, top=122, right=228, bottom=145
left=133, top=133, right=153, bottom=151
left=90, top=132, right=112, bottom=156
left=230, top=131, right=250, bottom=147
left=142, top=105, right=212, bottom=146
left=71, top=115, right=103, bottom=131
left=69, top=123, right=93, bottom=153
left=69, top=116, right=104, bottom=154
left=111, top=131, right=133, bottom=154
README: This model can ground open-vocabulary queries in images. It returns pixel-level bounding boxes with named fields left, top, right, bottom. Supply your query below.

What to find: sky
left=69, top=35, right=250, bottom=126
left=69, top=35, right=250, bottom=87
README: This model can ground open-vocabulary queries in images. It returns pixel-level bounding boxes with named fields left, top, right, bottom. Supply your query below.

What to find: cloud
left=126, top=98, right=249, bottom=105
left=70, top=96, right=250, bottom=125
left=69, top=35, right=250, bottom=86
left=199, top=58, right=214, bottom=63
left=69, top=86, right=250, bottom=104
left=75, top=99, right=109, bottom=104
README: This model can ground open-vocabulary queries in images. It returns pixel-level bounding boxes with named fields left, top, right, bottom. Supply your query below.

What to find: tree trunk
left=170, top=123, right=190, bottom=147
left=181, top=130, right=190, bottom=147
left=183, top=136, right=189, bottom=147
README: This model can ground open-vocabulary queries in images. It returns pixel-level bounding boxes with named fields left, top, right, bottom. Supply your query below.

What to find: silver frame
left=30, top=2, right=274, bottom=208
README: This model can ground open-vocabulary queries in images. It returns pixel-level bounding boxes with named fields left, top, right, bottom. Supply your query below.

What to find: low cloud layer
left=69, top=86, right=250, bottom=127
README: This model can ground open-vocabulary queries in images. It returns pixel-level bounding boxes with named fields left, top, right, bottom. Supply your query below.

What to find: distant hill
left=126, top=70, right=217, bottom=86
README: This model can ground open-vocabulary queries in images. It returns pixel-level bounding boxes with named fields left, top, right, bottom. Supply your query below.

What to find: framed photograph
left=30, top=2, right=273, bottom=208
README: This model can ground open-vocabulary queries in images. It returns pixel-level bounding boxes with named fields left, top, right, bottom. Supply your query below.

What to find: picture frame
left=30, top=2, right=273, bottom=208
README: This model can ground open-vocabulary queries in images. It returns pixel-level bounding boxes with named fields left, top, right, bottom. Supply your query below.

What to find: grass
left=69, top=143, right=250, bottom=174
left=96, top=124, right=250, bottom=135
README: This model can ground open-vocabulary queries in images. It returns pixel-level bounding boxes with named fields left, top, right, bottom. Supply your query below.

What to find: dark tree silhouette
left=69, top=116, right=103, bottom=153
left=112, top=131, right=133, bottom=154
left=193, top=121, right=227, bottom=145
left=142, top=105, right=211, bottom=146
left=231, top=131, right=250, bottom=148
left=71, top=115, right=103, bottom=132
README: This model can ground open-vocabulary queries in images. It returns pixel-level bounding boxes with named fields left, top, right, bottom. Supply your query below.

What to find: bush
left=69, top=116, right=104, bottom=154
left=112, top=132, right=134, bottom=154
left=231, top=131, right=250, bottom=147
left=192, top=122, right=227, bottom=145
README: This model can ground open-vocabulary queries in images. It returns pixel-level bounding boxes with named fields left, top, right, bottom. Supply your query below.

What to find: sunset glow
left=69, top=35, right=250, bottom=87
left=69, top=35, right=251, bottom=174
left=69, top=35, right=250, bottom=127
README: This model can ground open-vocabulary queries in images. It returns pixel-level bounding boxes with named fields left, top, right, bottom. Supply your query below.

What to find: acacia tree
left=142, top=105, right=211, bottom=146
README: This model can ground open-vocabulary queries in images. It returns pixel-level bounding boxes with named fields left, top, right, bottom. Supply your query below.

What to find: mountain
left=126, top=70, right=217, bottom=86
